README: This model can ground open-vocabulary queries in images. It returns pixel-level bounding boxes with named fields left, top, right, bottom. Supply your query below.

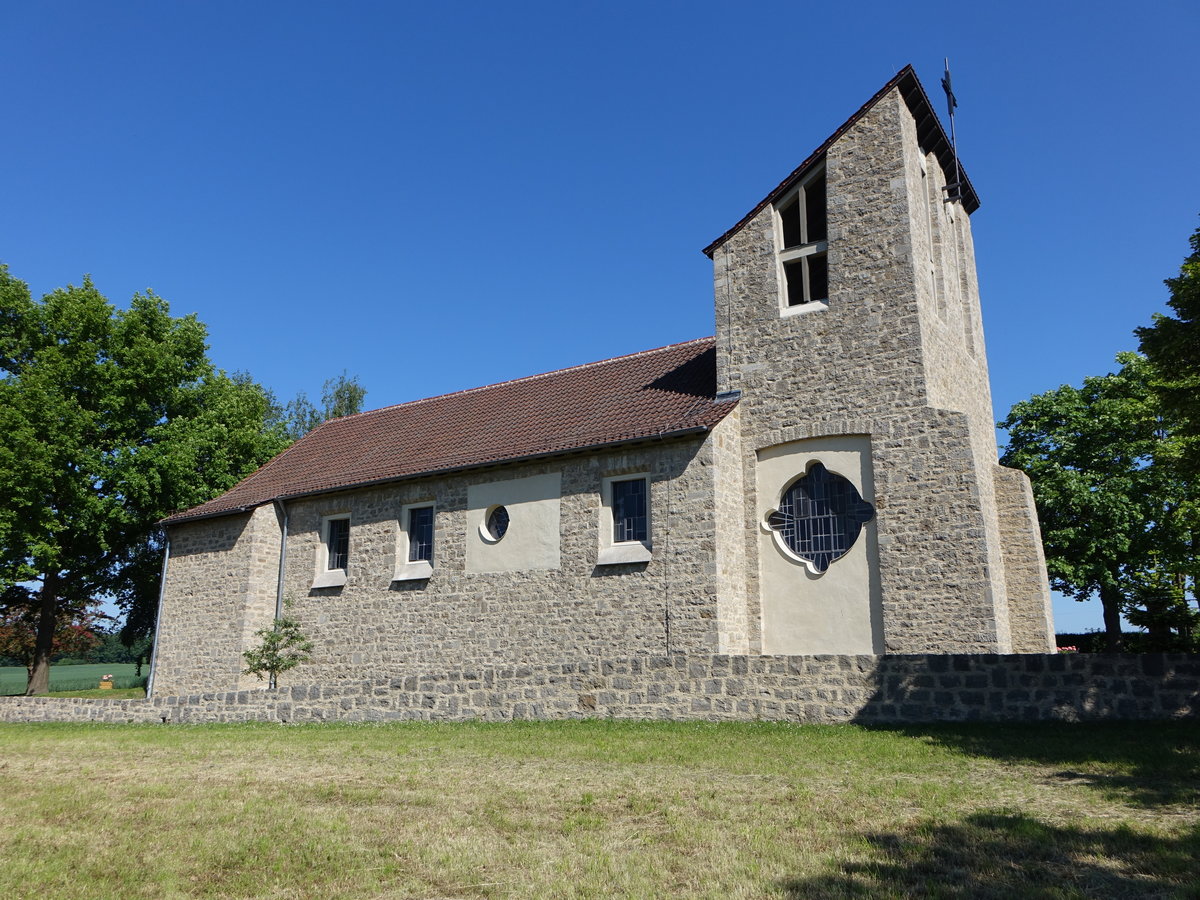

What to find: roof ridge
left=702, top=63, right=977, bottom=258
left=331, top=335, right=717, bottom=422
left=703, top=65, right=913, bottom=258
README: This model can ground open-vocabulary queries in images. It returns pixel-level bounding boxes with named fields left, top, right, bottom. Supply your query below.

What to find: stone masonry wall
left=152, top=504, right=282, bottom=696
left=903, top=124, right=1012, bottom=651
left=188, top=434, right=729, bottom=693
left=711, top=409, right=749, bottom=654
left=4, top=653, right=1195, bottom=725
left=994, top=465, right=1056, bottom=652
left=711, top=87, right=1020, bottom=653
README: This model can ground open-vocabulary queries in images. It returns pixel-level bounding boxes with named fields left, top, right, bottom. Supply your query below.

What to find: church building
left=149, top=66, right=1054, bottom=697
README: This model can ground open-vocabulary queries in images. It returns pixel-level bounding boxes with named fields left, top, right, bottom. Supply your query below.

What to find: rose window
left=766, top=462, right=875, bottom=573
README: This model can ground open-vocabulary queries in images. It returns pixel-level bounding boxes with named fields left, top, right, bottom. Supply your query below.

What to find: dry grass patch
left=0, top=720, right=1195, bottom=898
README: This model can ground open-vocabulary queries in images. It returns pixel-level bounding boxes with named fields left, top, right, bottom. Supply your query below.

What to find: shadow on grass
left=782, top=811, right=1200, bottom=899
left=875, top=722, right=1200, bottom=809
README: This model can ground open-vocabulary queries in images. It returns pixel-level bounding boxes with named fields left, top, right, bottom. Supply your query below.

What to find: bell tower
left=706, top=65, right=1054, bottom=655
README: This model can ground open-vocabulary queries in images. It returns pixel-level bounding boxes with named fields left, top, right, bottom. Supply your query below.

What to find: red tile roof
left=163, top=337, right=737, bottom=524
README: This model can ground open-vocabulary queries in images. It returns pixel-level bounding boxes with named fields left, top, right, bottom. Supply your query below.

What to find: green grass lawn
left=0, top=720, right=1195, bottom=898
left=0, top=663, right=144, bottom=695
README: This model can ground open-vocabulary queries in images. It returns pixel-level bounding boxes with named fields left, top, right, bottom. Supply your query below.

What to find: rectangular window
left=776, top=166, right=829, bottom=309
left=313, top=513, right=351, bottom=588
left=394, top=502, right=435, bottom=582
left=408, top=505, right=434, bottom=562
left=779, top=194, right=804, bottom=249
left=805, top=171, right=827, bottom=243
left=808, top=253, right=828, bottom=302
left=612, top=478, right=647, bottom=543
left=597, top=473, right=652, bottom=566
left=326, top=517, right=349, bottom=571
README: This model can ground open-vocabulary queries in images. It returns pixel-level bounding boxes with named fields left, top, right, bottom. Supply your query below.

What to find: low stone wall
left=2, top=653, right=1196, bottom=725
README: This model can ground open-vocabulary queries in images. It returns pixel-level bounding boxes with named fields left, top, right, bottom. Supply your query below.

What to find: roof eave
left=159, top=505, right=255, bottom=527
left=160, top=413, right=735, bottom=528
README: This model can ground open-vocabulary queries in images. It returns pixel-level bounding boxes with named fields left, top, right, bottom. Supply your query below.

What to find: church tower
left=706, top=66, right=1054, bottom=655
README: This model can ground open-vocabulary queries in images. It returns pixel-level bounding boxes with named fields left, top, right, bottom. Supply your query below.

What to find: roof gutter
left=159, top=505, right=254, bottom=527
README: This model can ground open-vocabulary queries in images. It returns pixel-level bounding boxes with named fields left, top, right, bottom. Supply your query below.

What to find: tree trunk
left=1146, top=612, right=1172, bottom=650
left=25, top=573, right=58, bottom=696
left=1099, top=583, right=1124, bottom=652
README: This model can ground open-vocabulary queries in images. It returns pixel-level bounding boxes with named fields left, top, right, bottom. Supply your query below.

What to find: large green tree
left=1137, top=223, right=1200, bottom=479
left=1000, top=354, right=1196, bottom=650
left=1135, top=225, right=1200, bottom=644
left=0, top=267, right=291, bottom=694
left=282, top=370, right=367, bottom=439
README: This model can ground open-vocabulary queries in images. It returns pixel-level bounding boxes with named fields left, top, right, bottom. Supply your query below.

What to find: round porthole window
left=481, top=505, right=510, bottom=543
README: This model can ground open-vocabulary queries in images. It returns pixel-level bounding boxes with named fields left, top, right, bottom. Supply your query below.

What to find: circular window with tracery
left=765, top=462, right=875, bottom=574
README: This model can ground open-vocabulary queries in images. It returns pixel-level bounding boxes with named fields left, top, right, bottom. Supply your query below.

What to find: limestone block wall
left=711, top=410, right=750, bottom=654
left=262, top=434, right=729, bottom=688
left=151, top=503, right=282, bottom=696
left=901, top=113, right=1011, bottom=651
left=5, top=653, right=1196, bottom=725
left=994, top=465, right=1055, bottom=652
left=710, top=86, right=1022, bottom=653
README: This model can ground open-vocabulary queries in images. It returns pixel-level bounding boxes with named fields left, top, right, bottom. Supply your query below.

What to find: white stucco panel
left=756, top=435, right=883, bottom=655
left=465, top=472, right=562, bottom=574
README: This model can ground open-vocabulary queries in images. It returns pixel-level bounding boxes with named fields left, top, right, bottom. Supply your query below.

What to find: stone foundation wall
left=4, top=653, right=1195, bottom=725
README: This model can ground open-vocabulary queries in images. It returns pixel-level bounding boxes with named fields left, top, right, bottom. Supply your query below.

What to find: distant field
left=0, top=663, right=143, bottom=695
left=0, top=719, right=1195, bottom=898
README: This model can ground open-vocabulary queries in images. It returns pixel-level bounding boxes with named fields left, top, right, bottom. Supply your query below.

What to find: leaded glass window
left=326, top=517, right=350, bottom=571
left=612, top=478, right=648, bottom=543
left=767, top=463, right=874, bottom=573
left=408, top=506, right=434, bottom=562
left=486, top=505, right=510, bottom=541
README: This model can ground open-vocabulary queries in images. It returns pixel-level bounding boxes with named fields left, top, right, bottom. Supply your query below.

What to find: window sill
left=392, top=560, right=434, bottom=582
left=596, top=543, right=653, bottom=566
left=781, top=299, right=829, bottom=318
left=311, top=569, right=346, bottom=589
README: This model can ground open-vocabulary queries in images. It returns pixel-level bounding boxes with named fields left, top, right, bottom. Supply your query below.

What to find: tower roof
left=702, top=64, right=979, bottom=259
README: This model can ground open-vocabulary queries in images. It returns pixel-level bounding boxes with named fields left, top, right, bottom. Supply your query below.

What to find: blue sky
left=3, top=1, right=1197, bottom=633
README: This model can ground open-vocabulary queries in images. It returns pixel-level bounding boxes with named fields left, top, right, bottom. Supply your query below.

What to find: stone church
left=149, top=66, right=1054, bottom=697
